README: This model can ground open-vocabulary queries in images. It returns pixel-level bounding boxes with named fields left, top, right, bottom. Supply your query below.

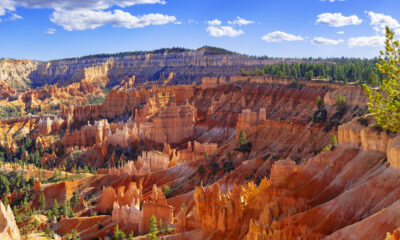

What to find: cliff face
left=0, top=201, right=21, bottom=240
left=0, top=49, right=277, bottom=88
left=0, top=59, right=39, bottom=89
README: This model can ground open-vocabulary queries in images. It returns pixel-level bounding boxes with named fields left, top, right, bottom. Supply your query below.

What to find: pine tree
left=316, top=96, right=323, bottom=110
left=363, top=26, right=400, bottom=133
left=53, top=199, right=59, bottom=216
left=239, top=130, right=247, bottom=146
left=73, top=190, right=79, bottom=207
left=39, top=192, right=46, bottom=211
left=113, top=224, right=126, bottom=240
left=148, top=215, right=158, bottom=234
left=128, top=231, right=134, bottom=240
left=330, top=134, right=338, bottom=146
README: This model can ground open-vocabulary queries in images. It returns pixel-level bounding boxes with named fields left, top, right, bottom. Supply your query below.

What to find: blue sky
left=0, top=0, right=399, bottom=60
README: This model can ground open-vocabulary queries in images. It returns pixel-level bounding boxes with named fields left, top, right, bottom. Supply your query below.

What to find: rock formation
left=139, top=185, right=174, bottom=234
left=0, top=201, right=21, bottom=240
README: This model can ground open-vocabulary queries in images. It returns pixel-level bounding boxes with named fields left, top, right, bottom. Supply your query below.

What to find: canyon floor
left=0, top=72, right=399, bottom=240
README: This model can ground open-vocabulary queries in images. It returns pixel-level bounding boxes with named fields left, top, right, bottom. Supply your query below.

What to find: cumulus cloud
left=4, top=0, right=166, bottom=11
left=206, top=25, right=243, bottom=37
left=0, top=0, right=16, bottom=16
left=0, top=0, right=176, bottom=30
left=228, top=16, right=254, bottom=26
left=207, top=19, right=221, bottom=26
left=51, top=9, right=176, bottom=30
left=366, top=11, right=400, bottom=34
left=311, top=37, right=343, bottom=45
left=367, top=11, right=400, bottom=29
left=45, top=28, right=56, bottom=34
left=348, top=36, right=385, bottom=47
left=262, top=31, right=304, bottom=42
left=336, top=31, right=344, bottom=34
left=316, top=12, right=362, bottom=27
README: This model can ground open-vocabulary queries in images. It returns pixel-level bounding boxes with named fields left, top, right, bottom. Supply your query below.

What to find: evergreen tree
left=39, top=192, right=46, bottom=211
left=72, top=190, right=79, bottom=207
left=335, top=94, right=347, bottom=114
left=148, top=215, right=158, bottom=234
left=239, top=130, right=247, bottom=146
left=364, top=27, right=400, bottom=132
left=128, top=231, right=134, bottom=240
left=53, top=199, right=59, bottom=216
left=316, top=96, right=323, bottom=110
left=330, top=134, right=338, bottom=146
left=113, top=224, right=126, bottom=240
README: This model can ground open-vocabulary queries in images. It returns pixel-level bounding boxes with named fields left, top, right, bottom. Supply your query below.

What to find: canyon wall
left=0, top=48, right=282, bottom=88
left=338, top=115, right=400, bottom=169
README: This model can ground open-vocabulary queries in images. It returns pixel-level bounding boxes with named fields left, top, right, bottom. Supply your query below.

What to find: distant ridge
left=54, top=46, right=247, bottom=62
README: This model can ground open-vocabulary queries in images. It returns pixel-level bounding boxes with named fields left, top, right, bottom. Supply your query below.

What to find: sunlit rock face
left=0, top=201, right=21, bottom=240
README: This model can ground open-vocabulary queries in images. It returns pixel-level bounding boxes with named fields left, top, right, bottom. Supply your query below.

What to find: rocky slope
left=0, top=74, right=396, bottom=240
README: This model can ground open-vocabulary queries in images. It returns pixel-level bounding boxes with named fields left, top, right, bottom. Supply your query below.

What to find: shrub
left=239, top=130, right=247, bottom=146
left=316, top=96, right=323, bottom=109
left=197, top=164, right=205, bottom=175
left=330, top=134, right=338, bottom=146
left=222, top=161, right=234, bottom=173
left=113, top=224, right=126, bottom=240
left=335, top=94, right=347, bottom=114
left=357, top=117, right=370, bottom=127
left=162, top=185, right=172, bottom=198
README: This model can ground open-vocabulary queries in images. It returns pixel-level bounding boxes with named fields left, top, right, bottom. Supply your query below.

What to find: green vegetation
left=330, top=134, right=338, bottom=146
left=316, top=96, right=323, bottom=110
left=39, top=192, right=46, bottom=211
left=223, top=160, right=234, bottom=173
left=236, top=130, right=252, bottom=153
left=87, top=95, right=105, bottom=105
left=197, top=164, right=205, bottom=175
left=246, top=58, right=382, bottom=85
left=148, top=215, right=158, bottom=234
left=0, top=105, right=21, bottom=120
left=162, top=185, right=172, bottom=198
left=239, top=130, right=247, bottom=146
left=113, top=224, right=126, bottom=240
left=364, top=27, right=400, bottom=133
left=335, top=94, right=347, bottom=114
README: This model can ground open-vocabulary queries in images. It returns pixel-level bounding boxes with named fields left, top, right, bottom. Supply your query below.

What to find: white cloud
left=45, top=28, right=56, bottom=34
left=336, top=31, right=344, bottom=34
left=51, top=9, right=177, bottom=30
left=8, top=12, right=21, bottom=20
left=262, top=31, right=304, bottom=42
left=367, top=11, right=400, bottom=29
left=228, top=16, right=254, bottom=26
left=0, top=0, right=16, bottom=16
left=348, top=36, right=385, bottom=47
left=316, top=12, right=362, bottom=27
left=6, top=0, right=166, bottom=11
left=207, top=19, right=221, bottom=26
left=311, top=37, right=343, bottom=45
left=0, top=0, right=175, bottom=30
left=206, top=26, right=243, bottom=37
left=366, top=11, right=400, bottom=34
